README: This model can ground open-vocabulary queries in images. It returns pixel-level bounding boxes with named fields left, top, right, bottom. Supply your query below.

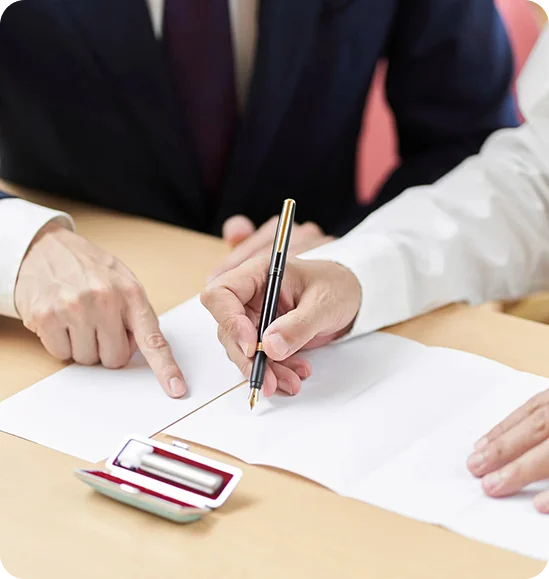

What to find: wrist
left=28, top=217, right=71, bottom=250
left=333, top=262, right=362, bottom=338
left=0, top=199, right=74, bottom=319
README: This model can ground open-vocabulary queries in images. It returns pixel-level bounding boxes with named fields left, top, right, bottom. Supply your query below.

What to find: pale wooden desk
left=0, top=189, right=546, bottom=579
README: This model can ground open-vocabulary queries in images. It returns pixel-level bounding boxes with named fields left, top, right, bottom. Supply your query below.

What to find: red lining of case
left=85, top=471, right=196, bottom=508
left=113, top=444, right=234, bottom=500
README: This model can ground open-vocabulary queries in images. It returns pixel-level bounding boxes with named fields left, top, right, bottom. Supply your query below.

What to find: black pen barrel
left=250, top=350, right=268, bottom=390
left=257, top=272, right=283, bottom=339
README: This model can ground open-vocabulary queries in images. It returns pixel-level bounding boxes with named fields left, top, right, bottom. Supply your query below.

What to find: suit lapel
left=61, top=0, right=205, bottom=224
left=221, top=0, right=322, bottom=214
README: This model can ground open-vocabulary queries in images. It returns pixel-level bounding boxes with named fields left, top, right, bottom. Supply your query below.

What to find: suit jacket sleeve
left=300, top=28, right=549, bottom=338
left=0, top=191, right=74, bottom=318
left=375, top=0, right=519, bottom=206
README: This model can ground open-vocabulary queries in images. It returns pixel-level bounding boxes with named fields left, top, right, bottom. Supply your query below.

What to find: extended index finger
left=127, top=297, right=187, bottom=398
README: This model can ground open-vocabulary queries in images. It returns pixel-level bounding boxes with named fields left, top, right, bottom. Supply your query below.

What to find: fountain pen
left=248, top=199, right=296, bottom=410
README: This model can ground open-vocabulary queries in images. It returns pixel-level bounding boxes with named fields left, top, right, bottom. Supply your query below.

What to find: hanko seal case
left=76, top=435, right=242, bottom=523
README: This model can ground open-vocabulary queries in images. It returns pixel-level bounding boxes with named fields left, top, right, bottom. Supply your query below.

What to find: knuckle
left=62, top=296, right=86, bottom=317
left=133, top=303, right=157, bottom=323
left=488, top=441, right=504, bottom=462
left=288, top=311, right=310, bottom=330
left=531, top=407, right=549, bottom=439
left=249, top=254, right=271, bottom=273
left=88, top=283, right=114, bottom=303
left=527, top=395, right=544, bottom=415
left=222, top=315, right=240, bottom=337
left=301, top=221, right=323, bottom=237
left=200, top=286, right=216, bottom=309
left=144, top=331, right=169, bottom=351
left=121, top=279, right=145, bottom=301
left=101, top=253, right=118, bottom=270
left=31, top=307, right=58, bottom=327
left=313, top=286, right=346, bottom=327
left=315, top=285, right=335, bottom=305
left=217, top=325, right=228, bottom=345
left=68, top=303, right=86, bottom=319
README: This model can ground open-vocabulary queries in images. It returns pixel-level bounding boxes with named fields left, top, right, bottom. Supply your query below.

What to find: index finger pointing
left=127, top=300, right=187, bottom=398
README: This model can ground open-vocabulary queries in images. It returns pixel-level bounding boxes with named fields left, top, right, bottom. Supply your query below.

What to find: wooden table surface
left=0, top=188, right=546, bottom=579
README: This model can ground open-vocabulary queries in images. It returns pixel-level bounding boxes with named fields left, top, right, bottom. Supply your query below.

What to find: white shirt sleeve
left=0, top=198, right=74, bottom=318
left=300, top=28, right=549, bottom=339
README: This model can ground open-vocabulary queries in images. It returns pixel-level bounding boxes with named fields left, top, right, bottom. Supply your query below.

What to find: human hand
left=467, top=390, right=549, bottom=512
left=209, top=215, right=335, bottom=281
left=201, top=255, right=362, bottom=397
left=15, top=222, right=186, bottom=398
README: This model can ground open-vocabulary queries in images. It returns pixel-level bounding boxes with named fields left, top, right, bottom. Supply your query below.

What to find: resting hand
left=467, top=390, right=549, bottom=512
left=201, top=256, right=362, bottom=397
left=209, top=215, right=334, bottom=280
left=15, top=222, right=186, bottom=398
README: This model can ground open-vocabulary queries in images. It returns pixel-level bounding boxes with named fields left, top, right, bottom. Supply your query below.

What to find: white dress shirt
left=0, top=0, right=258, bottom=318
left=303, top=27, right=549, bottom=339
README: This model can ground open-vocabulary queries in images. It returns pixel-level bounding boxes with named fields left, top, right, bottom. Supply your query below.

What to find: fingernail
left=482, top=470, right=507, bottom=494
left=475, top=436, right=489, bottom=451
left=534, top=494, right=549, bottom=513
left=239, top=341, right=254, bottom=358
left=169, top=377, right=186, bottom=398
left=278, top=379, right=292, bottom=395
left=467, top=452, right=485, bottom=472
left=265, top=332, right=291, bottom=358
left=296, top=367, right=310, bottom=380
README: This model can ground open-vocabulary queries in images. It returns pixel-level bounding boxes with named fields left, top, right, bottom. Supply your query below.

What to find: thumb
left=222, top=215, right=256, bottom=248
left=262, top=293, right=330, bottom=361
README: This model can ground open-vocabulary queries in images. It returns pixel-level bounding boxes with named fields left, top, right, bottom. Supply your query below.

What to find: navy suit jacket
left=0, top=0, right=518, bottom=235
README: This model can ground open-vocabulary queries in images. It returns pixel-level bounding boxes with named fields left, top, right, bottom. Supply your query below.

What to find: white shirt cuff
left=0, top=198, right=75, bottom=318
left=298, top=234, right=412, bottom=340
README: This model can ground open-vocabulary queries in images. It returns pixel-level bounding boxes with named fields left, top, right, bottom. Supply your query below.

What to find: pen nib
left=248, top=389, right=259, bottom=411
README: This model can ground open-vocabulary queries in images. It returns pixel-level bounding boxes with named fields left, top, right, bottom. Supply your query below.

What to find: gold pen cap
left=274, top=199, right=296, bottom=254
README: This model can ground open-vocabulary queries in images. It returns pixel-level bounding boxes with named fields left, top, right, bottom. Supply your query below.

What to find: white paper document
left=166, top=333, right=549, bottom=560
left=0, top=296, right=243, bottom=463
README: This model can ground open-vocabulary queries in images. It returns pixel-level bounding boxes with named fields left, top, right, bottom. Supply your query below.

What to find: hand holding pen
left=201, top=203, right=363, bottom=404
